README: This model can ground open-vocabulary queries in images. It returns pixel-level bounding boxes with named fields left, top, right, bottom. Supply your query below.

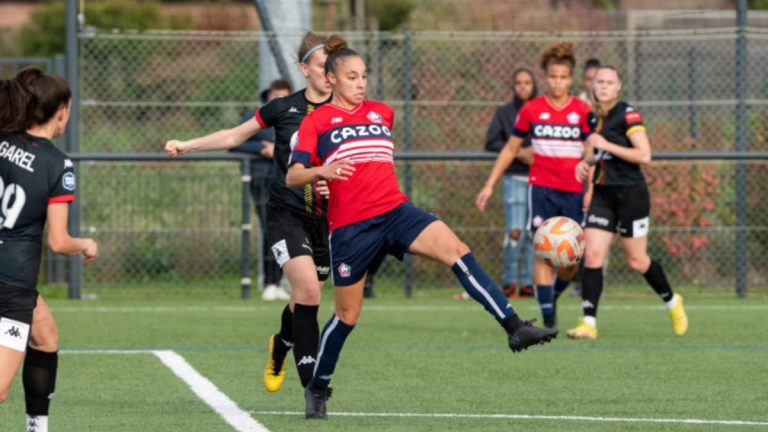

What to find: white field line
left=153, top=350, right=269, bottom=432
left=50, top=304, right=768, bottom=313
left=251, top=410, right=768, bottom=427
left=60, top=349, right=269, bottom=432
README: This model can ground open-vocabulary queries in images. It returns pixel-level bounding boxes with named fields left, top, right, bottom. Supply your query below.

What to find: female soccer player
left=286, top=36, right=557, bottom=420
left=566, top=66, right=688, bottom=339
left=0, top=68, right=99, bottom=432
left=476, top=42, right=592, bottom=329
left=165, top=31, right=337, bottom=393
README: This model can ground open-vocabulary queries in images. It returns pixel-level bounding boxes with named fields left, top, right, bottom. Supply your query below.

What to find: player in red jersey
left=286, top=36, right=557, bottom=420
left=1, top=68, right=99, bottom=432
left=476, top=42, right=592, bottom=329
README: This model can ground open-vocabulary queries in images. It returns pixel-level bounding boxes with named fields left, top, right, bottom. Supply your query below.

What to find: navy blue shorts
left=529, top=185, right=584, bottom=232
left=330, top=202, right=438, bottom=286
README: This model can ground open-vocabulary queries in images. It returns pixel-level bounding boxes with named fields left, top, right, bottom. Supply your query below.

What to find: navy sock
left=535, top=284, right=556, bottom=327
left=23, top=347, right=57, bottom=416
left=311, top=315, right=355, bottom=389
left=451, top=252, right=516, bottom=325
left=553, top=278, right=571, bottom=301
left=292, top=304, right=319, bottom=388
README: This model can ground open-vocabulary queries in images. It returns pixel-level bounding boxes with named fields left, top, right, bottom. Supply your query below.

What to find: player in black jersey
left=0, top=68, right=98, bottom=432
left=567, top=66, right=688, bottom=340
left=165, top=32, right=339, bottom=394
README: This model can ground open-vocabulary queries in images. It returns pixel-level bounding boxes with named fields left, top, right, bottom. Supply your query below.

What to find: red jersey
left=291, top=100, right=408, bottom=232
left=512, top=96, right=592, bottom=193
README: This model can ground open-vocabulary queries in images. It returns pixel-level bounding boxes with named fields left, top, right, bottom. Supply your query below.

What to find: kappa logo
left=338, top=263, right=351, bottom=278
left=567, top=112, right=581, bottom=125
left=366, top=111, right=383, bottom=123
left=4, top=326, right=21, bottom=338
left=297, top=355, right=316, bottom=366
left=331, top=117, right=344, bottom=124
left=288, top=106, right=300, bottom=114
left=539, top=112, right=551, bottom=120
left=64, top=159, right=73, bottom=169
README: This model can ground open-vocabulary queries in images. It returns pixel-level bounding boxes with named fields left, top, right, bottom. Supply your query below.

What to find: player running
left=567, top=66, right=688, bottom=339
left=476, top=41, right=592, bottom=329
left=1, top=68, right=99, bottom=432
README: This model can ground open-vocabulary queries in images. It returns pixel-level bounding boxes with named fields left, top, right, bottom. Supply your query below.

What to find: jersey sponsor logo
left=0, top=317, right=30, bottom=352
left=366, top=111, right=383, bottom=123
left=329, top=125, right=392, bottom=144
left=64, top=159, right=73, bottom=169
left=337, top=262, right=351, bottom=278
left=0, top=141, right=36, bottom=173
left=0, top=177, right=27, bottom=230
left=532, top=124, right=581, bottom=139
left=62, top=172, right=76, bottom=191
left=567, top=112, right=581, bottom=125
left=539, top=112, right=551, bottom=120
left=625, top=111, right=642, bottom=124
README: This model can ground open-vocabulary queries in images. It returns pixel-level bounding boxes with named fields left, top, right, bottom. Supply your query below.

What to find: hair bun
left=324, top=35, right=348, bottom=55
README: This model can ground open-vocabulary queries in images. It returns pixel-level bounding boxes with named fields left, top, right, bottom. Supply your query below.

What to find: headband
left=301, top=44, right=325, bottom=64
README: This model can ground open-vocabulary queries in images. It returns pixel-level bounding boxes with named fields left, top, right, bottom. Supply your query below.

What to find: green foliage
left=591, top=0, right=622, bottom=10
left=750, top=0, right=768, bottom=9
left=366, top=0, right=417, bottom=31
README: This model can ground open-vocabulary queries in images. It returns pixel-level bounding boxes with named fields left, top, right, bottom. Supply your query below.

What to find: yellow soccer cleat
left=566, top=318, right=598, bottom=340
left=668, top=293, right=689, bottom=336
left=264, top=334, right=287, bottom=392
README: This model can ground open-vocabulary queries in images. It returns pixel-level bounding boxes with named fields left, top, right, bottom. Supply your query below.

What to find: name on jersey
left=0, top=141, right=35, bottom=173
left=533, top=124, right=581, bottom=139
left=330, top=125, right=392, bottom=144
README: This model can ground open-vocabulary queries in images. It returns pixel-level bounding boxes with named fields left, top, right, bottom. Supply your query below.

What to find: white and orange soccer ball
left=533, top=216, right=586, bottom=268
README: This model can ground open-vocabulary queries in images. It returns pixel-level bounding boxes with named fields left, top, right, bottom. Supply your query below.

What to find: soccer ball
left=533, top=216, right=585, bottom=268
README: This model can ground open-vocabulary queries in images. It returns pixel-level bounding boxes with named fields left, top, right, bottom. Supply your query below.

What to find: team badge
left=567, top=112, right=580, bottom=125
left=62, top=172, right=76, bottom=191
left=539, top=112, right=551, bottom=120
left=367, top=111, right=383, bottom=123
left=338, top=263, right=351, bottom=278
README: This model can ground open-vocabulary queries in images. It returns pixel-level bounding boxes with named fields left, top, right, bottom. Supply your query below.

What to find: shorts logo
left=588, top=214, right=610, bottom=227
left=567, top=112, right=580, bottom=125
left=62, top=172, right=76, bottom=191
left=632, top=217, right=650, bottom=238
left=316, top=266, right=330, bottom=275
left=271, top=239, right=290, bottom=267
left=0, top=317, right=30, bottom=352
left=337, top=263, right=351, bottom=278
left=367, top=111, right=382, bottom=123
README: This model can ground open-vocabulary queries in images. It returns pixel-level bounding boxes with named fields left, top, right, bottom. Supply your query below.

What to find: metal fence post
left=65, top=0, right=81, bottom=299
left=240, top=157, right=252, bottom=299
left=402, top=29, right=414, bottom=298
left=735, top=0, right=748, bottom=298
left=687, top=47, right=697, bottom=140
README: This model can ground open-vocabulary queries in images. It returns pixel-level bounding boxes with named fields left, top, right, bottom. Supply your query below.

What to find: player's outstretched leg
left=264, top=305, right=293, bottom=392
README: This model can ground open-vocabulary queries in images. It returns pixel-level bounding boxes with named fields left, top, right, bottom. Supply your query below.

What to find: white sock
left=27, top=415, right=48, bottom=432
left=666, top=294, right=678, bottom=309
left=583, top=316, right=597, bottom=328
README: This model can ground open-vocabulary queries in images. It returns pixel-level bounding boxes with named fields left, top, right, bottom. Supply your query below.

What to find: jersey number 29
left=0, top=177, right=27, bottom=230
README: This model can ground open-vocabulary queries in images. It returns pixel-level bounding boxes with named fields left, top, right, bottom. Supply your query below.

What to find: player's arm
left=475, top=135, right=523, bottom=212
left=165, top=117, right=263, bottom=157
left=285, top=159, right=355, bottom=189
left=585, top=127, right=651, bottom=165
left=47, top=203, right=98, bottom=262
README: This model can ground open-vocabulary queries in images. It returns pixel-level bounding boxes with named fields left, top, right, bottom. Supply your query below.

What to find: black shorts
left=266, top=203, right=330, bottom=281
left=584, top=183, right=650, bottom=238
left=0, top=284, right=37, bottom=352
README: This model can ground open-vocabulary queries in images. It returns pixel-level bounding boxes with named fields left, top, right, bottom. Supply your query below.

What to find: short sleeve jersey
left=254, top=89, right=332, bottom=218
left=290, top=100, right=408, bottom=232
left=587, top=101, right=646, bottom=186
left=0, top=133, right=75, bottom=290
left=512, top=96, right=592, bottom=193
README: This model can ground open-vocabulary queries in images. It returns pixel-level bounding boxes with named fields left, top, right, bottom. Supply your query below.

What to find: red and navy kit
left=512, top=96, right=592, bottom=193
left=291, top=100, right=408, bottom=232
left=0, top=132, right=75, bottom=291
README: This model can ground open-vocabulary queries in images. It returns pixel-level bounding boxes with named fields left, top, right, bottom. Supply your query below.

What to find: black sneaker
left=304, top=385, right=331, bottom=419
left=508, top=319, right=558, bottom=352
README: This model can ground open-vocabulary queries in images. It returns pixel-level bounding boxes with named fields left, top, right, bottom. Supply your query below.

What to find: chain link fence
left=40, top=28, right=768, bottom=296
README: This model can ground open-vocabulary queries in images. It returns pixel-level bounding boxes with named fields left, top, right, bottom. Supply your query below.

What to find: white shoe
left=274, top=286, right=290, bottom=300
left=262, top=284, right=280, bottom=301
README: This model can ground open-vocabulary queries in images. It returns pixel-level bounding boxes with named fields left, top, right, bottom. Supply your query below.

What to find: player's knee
left=627, top=256, right=649, bottom=273
left=335, top=307, right=360, bottom=326
left=30, top=324, right=59, bottom=352
left=584, top=249, right=605, bottom=268
left=509, top=229, right=522, bottom=241
left=292, top=281, right=321, bottom=305
left=455, top=240, right=470, bottom=258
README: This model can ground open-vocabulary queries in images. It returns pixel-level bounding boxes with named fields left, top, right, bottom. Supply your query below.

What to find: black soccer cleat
left=508, top=319, right=558, bottom=352
left=304, top=385, right=331, bottom=419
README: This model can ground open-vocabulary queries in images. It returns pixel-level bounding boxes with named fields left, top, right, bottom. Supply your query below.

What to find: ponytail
left=0, top=68, right=71, bottom=134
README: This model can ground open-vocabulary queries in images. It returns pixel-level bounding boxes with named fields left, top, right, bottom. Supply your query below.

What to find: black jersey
left=588, top=101, right=646, bottom=186
left=0, top=133, right=75, bottom=290
left=254, top=89, right=331, bottom=218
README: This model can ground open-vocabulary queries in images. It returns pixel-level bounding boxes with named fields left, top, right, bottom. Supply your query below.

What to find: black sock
left=581, top=267, right=603, bottom=318
left=292, top=303, right=320, bottom=388
left=643, top=259, right=674, bottom=302
left=23, top=347, right=58, bottom=416
left=274, top=305, right=293, bottom=358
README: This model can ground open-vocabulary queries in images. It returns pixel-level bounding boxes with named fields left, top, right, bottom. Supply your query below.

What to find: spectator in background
left=577, top=58, right=601, bottom=105
left=454, top=68, right=537, bottom=300
left=230, top=79, right=292, bottom=301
